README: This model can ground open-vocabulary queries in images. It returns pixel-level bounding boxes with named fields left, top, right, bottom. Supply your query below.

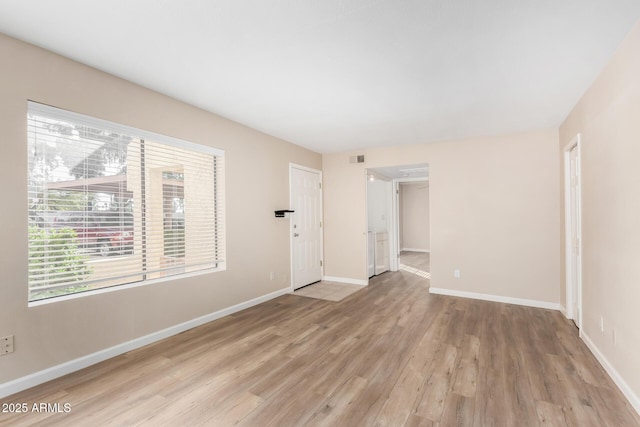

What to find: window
left=27, top=102, right=225, bottom=302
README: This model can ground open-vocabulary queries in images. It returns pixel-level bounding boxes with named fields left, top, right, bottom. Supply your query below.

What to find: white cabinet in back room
left=375, top=231, right=390, bottom=275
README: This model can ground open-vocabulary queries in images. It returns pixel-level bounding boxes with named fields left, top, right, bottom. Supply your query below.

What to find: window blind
left=27, top=101, right=225, bottom=302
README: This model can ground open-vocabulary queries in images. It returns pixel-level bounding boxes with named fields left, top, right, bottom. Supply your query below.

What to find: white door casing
left=564, top=135, right=582, bottom=330
left=391, top=180, right=400, bottom=272
left=290, top=164, right=323, bottom=290
left=390, top=176, right=428, bottom=272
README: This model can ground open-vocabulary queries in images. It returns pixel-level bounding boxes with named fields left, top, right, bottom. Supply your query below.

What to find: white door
left=568, top=144, right=581, bottom=327
left=290, top=165, right=322, bottom=289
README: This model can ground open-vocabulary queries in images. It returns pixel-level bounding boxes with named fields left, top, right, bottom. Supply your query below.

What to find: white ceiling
left=1, top=1, right=639, bottom=154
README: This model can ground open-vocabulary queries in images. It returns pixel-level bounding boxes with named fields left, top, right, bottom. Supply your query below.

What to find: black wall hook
left=275, top=210, right=294, bottom=218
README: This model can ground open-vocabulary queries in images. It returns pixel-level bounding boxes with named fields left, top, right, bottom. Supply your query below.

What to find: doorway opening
left=564, top=135, right=582, bottom=330
left=397, top=180, right=430, bottom=280
left=366, top=164, right=429, bottom=281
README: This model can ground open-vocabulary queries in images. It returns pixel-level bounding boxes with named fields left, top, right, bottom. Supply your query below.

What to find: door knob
left=294, top=233, right=299, bottom=237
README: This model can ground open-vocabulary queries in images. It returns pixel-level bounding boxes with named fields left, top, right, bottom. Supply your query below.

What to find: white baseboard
left=401, top=248, right=430, bottom=253
left=559, top=305, right=568, bottom=318
left=429, top=287, right=561, bottom=311
left=581, top=332, right=640, bottom=416
left=0, top=287, right=290, bottom=399
left=322, top=276, right=368, bottom=286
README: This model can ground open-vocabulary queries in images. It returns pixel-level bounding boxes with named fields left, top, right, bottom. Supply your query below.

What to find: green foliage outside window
left=28, top=226, right=92, bottom=300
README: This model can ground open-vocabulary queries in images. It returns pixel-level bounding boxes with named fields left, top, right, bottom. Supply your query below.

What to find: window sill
left=28, top=265, right=226, bottom=307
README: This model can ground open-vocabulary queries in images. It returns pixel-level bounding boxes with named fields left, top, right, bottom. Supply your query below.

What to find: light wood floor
left=292, top=281, right=363, bottom=301
left=399, top=250, right=430, bottom=273
left=2, top=253, right=638, bottom=426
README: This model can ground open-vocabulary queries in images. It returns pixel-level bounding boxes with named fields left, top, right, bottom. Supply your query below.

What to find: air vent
left=349, top=154, right=365, bottom=164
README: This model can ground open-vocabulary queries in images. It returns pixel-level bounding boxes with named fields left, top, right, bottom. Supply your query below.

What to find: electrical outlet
left=454, top=269, right=461, bottom=279
left=269, top=272, right=276, bottom=281
left=0, top=335, right=14, bottom=355
left=600, top=316, right=604, bottom=332
left=612, top=328, right=617, bottom=346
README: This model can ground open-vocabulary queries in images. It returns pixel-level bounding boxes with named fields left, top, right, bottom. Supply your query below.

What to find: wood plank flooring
left=292, top=281, right=363, bottom=301
left=1, top=252, right=638, bottom=426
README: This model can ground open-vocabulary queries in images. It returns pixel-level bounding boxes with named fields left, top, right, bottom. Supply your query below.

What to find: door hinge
left=320, top=260, right=323, bottom=267
left=320, top=221, right=322, bottom=228
left=319, top=182, right=322, bottom=189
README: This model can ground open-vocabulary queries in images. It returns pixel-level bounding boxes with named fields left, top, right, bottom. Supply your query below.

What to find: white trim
left=365, top=170, right=396, bottom=274
left=28, top=101, right=224, bottom=157
left=0, top=287, right=289, bottom=399
left=582, top=333, right=640, bottom=416
left=395, top=176, right=428, bottom=183
left=429, top=287, right=561, bottom=311
left=28, top=267, right=224, bottom=307
left=563, top=134, right=582, bottom=328
left=400, top=248, right=430, bottom=253
left=365, top=171, right=374, bottom=277
left=289, top=163, right=322, bottom=175
left=322, top=276, right=368, bottom=286
left=289, top=163, right=323, bottom=291
left=559, top=305, right=568, bottom=318
left=391, top=180, right=399, bottom=272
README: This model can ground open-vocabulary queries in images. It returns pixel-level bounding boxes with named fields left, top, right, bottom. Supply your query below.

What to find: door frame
left=289, top=163, right=323, bottom=291
left=564, top=134, right=582, bottom=331
left=391, top=176, right=429, bottom=272
left=365, top=170, right=394, bottom=277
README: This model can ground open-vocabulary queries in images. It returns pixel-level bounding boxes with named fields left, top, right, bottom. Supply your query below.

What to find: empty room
left=1, top=1, right=640, bottom=426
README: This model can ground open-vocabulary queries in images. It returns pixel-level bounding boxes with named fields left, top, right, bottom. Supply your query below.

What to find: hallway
left=398, top=251, right=430, bottom=283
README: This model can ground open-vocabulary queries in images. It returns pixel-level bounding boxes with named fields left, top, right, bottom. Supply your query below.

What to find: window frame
left=27, top=101, right=226, bottom=306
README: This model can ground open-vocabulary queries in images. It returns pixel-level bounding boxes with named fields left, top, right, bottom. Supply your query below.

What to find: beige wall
left=0, top=33, right=321, bottom=384
left=559, top=20, right=640, bottom=401
left=400, top=182, right=430, bottom=251
left=323, top=130, right=560, bottom=303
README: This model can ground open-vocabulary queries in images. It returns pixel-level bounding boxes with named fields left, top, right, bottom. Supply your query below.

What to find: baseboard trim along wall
left=559, top=305, right=568, bottom=318
left=322, top=276, right=368, bottom=286
left=429, top=287, right=561, bottom=311
left=582, top=333, right=640, bottom=416
left=400, top=248, right=430, bottom=253
left=0, top=287, right=290, bottom=399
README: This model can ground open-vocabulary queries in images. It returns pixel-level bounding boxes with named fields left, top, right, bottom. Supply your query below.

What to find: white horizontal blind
left=27, top=102, right=225, bottom=302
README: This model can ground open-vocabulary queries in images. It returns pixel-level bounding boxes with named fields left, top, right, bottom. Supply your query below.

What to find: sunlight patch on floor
left=399, top=263, right=431, bottom=279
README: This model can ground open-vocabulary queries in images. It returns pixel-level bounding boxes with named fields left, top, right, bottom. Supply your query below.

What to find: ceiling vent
left=349, top=154, right=365, bottom=164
